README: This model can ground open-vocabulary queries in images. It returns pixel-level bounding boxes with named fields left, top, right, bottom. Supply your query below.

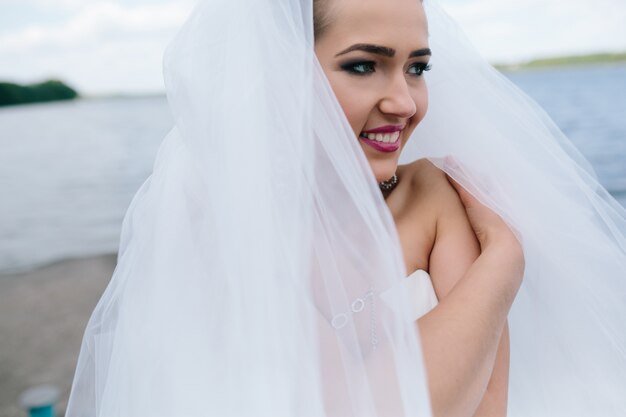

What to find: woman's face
left=315, top=0, right=430, bottom=182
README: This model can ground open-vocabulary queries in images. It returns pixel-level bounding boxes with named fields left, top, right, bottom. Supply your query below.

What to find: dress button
left=331, top=313, right=348, bottom=329
left=351, top=298, right=365, bottom=313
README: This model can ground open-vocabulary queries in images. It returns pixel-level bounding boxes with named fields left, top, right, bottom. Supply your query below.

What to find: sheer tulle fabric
left=66, top=1, right=432, bottom=416
left=401, top=3, right=626, bottom=416
left=66, top=0, right=626, bottom=416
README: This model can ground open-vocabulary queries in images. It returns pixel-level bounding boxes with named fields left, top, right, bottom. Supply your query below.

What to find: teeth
left=361, top=131, right=402, bottom=144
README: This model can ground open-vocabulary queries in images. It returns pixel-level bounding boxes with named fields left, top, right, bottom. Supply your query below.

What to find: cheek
left=327, top=75, right=373, bottom=136
left=401, top=85, right=428, bottom=145
left=410, top=85, right=429, bottom=129
left=414, top=83, right=429, bottom=120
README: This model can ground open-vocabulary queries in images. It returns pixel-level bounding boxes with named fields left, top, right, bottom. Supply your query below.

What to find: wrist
left=481, top=238, right=526, bottom=280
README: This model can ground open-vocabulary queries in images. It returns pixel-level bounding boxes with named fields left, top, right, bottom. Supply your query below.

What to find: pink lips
left=362, top=124, right=405, bottom=134
left=359, top=124, right=404, bottom=153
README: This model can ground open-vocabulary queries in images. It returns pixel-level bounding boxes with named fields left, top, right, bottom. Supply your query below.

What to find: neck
left=379, top=173, right=399, bottom=196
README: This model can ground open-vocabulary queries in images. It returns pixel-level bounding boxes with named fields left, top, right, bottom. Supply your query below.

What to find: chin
left=372, top=162, right=399, bottom=183
left=362, top=144, right=405, bottom=183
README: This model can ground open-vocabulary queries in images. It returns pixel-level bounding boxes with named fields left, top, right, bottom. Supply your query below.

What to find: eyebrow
left=409, top=48, right=432, bottom=58
left=335, top=43, right=432, bottom=59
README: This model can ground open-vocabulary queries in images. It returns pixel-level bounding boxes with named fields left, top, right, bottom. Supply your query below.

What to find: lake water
left=1, top=64, right=625, bottom=273
left=505, top=64, right=626, bottom=200
left=0, top=97, right=172, bottom=273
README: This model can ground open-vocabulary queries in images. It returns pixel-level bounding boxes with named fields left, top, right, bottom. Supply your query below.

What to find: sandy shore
left=0, top=254, right=116, bottom=417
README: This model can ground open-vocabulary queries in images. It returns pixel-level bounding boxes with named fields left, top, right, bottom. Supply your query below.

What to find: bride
left=66, top=0, right=626, bottom=416
left=314, top=1, right=521, bottom=415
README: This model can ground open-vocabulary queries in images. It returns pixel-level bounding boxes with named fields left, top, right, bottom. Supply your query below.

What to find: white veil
left=404, top=2, right=626, bottom=416
left=66, top=0, right=432, bottom=416
left=66, top=0, right=626, bottom=416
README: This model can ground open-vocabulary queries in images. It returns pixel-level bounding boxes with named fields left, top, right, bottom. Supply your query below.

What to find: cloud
left=439, top=0, right=626, bottom=62
left=0, top=1, right=192, bottom=52
left=2, top=0, right=625, bottom=94
left=0, top=1, right=194, bottom=94
left=2, top=0, right=86, bottom=10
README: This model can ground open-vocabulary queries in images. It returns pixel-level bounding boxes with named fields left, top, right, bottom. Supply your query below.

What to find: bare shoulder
left=400, top=159, right=481, bottom=297
left=397, top=158, right=462, bottom=215
left=390, top=159, right=468, bottom=272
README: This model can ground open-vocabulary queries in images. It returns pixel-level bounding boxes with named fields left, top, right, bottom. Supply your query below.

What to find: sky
left=1, top=0, right=625, bottom=95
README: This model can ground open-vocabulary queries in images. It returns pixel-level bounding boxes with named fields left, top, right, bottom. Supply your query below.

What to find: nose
left=378, top=74, right=417, bottom=119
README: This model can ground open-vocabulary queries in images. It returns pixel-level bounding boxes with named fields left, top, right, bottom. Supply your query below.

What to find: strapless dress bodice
left=380, top=269, right=439, bottom=322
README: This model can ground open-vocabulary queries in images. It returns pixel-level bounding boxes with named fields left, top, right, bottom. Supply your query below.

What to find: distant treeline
left=0, top=80, right=79, bottom=107
left=496, top=52, right=626, bottom=71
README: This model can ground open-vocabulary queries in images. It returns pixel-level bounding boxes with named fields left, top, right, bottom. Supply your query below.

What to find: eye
left=407, top=62, right=432, bottom=77
left=340, top=60, right=376, bottom=75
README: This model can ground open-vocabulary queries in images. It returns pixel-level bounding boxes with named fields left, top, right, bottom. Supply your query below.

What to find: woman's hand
left=444, top=157, right=525, bottom=276
left=410, top=157, right=526, bottom=417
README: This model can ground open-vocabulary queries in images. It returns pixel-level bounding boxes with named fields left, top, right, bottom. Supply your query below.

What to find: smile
left=360, top=131, right=400, bottom=144
left=358, top=125, right=404, bottom=153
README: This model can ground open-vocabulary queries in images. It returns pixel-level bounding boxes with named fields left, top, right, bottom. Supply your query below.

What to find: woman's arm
left=418, top=174, right=523, bottom=417
left=419, top=244, right=521, bottom=417
left=471, top=322, right=510, bottom=417
left=427, top=175, right=510, bottom=417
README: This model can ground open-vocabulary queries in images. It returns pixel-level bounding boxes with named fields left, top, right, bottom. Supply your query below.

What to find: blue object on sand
left=19, top=385, right=60, bottom=417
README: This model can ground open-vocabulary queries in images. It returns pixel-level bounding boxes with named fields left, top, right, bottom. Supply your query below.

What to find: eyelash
left=340, top=61, right=432, bottom=77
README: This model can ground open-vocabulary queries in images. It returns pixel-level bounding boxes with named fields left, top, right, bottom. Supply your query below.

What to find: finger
left=446, top=174, right=477, bottom=209
left=443, top=157, right=480, bottom=209
left=444, top=155, right=497, bottom=200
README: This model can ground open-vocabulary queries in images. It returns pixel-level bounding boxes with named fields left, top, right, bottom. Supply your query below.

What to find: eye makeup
left=339, top=60, right=431, bottom=77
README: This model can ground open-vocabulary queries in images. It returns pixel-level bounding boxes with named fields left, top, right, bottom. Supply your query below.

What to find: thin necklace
left=379, top=174, right=398, bottom=192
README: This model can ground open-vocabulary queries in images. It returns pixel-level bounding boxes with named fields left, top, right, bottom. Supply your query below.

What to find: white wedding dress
left=328, top=270, right=438, bottom=331
left=381, top=270, right=439, bottom=322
